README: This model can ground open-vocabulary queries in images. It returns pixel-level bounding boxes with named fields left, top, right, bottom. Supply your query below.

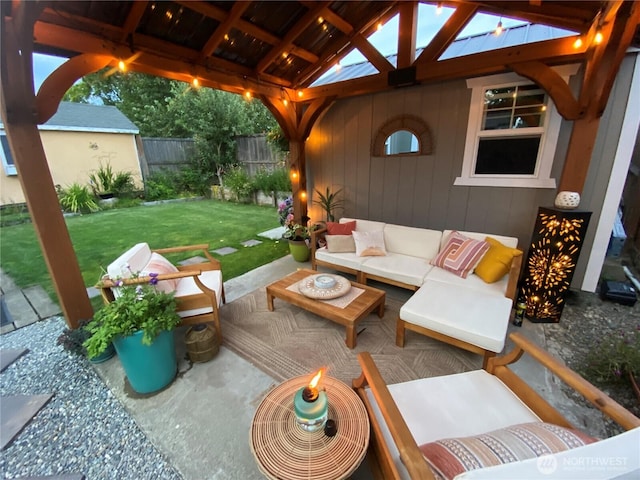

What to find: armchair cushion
left=325, top=234, right=356, bottom=253
left=353, top=230, right=387, bottom=257
left=141, top=252, right=179, bottom=292
left=420, top=422, right=597, bottom=480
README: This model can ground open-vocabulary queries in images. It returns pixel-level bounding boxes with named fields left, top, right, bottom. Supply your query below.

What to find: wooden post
left=557, top=114, right=601, bottom=193
left=288, top=139, right=308, bottom=224
left=1, top=6, right=93, bottom=328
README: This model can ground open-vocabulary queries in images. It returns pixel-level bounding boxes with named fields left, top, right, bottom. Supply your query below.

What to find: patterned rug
left=220, top=288, right=481, bottom=385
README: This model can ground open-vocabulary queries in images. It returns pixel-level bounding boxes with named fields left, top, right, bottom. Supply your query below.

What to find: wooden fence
left=137, top=137, right=196, bottom=180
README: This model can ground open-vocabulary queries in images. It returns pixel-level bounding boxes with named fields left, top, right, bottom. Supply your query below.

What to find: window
left=385, top=130, right=419, bottom=155
left=455, top=65, right=578, bottom=188
left=0, top=132, right=17, bottom=176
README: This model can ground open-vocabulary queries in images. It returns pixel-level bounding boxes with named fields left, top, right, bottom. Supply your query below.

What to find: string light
left=192, top=78, right=199, bottom=88
left=297, top=90, right=303, bottom=98
left=118, top=60, right=126, bottom=72
left=300, top=190, right=307, bottom=200
left=377, top=22, right=383, bottom=31
left=573, top=36, right=583, bottom=48
left=494, top=19, right=503, bottom=36
left=244, top=91, right=252, bottom=100
left=594, top=29, right=603, bottom=45
left=436, top=3, right=443, bottom=15
left=335, top=61, right=342, bottom=72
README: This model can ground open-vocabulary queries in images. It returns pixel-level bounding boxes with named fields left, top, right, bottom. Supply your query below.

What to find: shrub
left=144, top=175, right=177, bottom=201
left=224, top=165, right=256, bottom=202
left=88, top=162, right=115, bottom=196
left=584, top=327, right=640, bottom=385
left=112, top=171, right=136, bottom=197
left=57, top=183, right=100, bottom=214
left=254, top=167, right=291, bottom=198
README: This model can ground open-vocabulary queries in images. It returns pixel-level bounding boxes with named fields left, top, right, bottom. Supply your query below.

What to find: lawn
left=0, top=199, right=290, bottom=300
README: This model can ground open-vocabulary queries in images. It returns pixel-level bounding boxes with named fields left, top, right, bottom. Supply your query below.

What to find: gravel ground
left=0, top=316, right=182, bottom=480
left=541, top=287, right=640, bottom=437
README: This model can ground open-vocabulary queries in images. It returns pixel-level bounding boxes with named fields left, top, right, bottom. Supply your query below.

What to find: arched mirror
left=385, top=130, right=419, bottom=155
left=372, top=115, right=433, bottom=156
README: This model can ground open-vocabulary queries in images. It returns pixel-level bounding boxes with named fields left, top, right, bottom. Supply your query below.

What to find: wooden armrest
left=310, top=226, right=327, bottom=259
left=98, top=270, right=203, bottom=288
left=505, top=253, right=523, bottom=302
left=353, top=352, right=435, bottom=480
left=489, top=332, right=640, bottom=431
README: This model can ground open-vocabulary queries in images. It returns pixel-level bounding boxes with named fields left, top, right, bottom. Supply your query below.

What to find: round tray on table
left=298, top=274, right=351, bottom=300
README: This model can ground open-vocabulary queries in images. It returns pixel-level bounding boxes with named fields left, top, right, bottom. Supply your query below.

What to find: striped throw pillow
left=430, top=231, right=489, bottom=278
left=420, top=422, right=598, bottom=480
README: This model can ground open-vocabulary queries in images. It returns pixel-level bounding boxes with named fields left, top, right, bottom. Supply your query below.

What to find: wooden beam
left=351, top=34, right=395, bottom=73
left=297, top=96, right=336, bottom=140
left=120, top=1, right=148, bottom=42
left=199, top=1, right=249, bottom=59
left=508, top=61, right=582, bottom=120
left=259, top=94, right=298, bottom=141
left=36, top=54, right=112, bottom=123
left=256, top=2, right=329, bottom=74
left=397, top=1, right=418, bottom=68
left=557, top=115, right=601, bottom=194
left=415, top=3, right=477, bottom=64
left=1, top=4, right=93, bottom=329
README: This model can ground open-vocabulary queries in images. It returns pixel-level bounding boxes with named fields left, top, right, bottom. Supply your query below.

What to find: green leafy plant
left=57, top=319, right=92, bottom=356
left=89, top=162, right=116, bottom=196
left=584, top=327, right=640, bottom=385
left=57, top=183, right=100, bottom=214
left=111, top=171, right=136, bottom=197
left=84, top=273, right=181, bottom=359
left=313, top=187, right=343, bottom=222
left=254, top=167, right=291, bottom=205
left=224, top=165, right=256, bottom=202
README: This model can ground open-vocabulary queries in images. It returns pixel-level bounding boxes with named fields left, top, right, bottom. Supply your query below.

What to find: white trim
left=582, top=55, right=640, bottom=292
left=455, top=64, right=579, bottom=188
left=39, top=125, right=139, bottom=134
left=0, top=132, right=17, bottom=176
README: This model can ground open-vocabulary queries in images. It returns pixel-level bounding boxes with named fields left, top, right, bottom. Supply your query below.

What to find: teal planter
left=288, top=240, right=310, bottom=262
left=89, top=343, right=115, bottom=364
left=113, top=329, right=177, bottom=394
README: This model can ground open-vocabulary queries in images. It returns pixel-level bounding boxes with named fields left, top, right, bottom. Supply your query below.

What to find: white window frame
left=455, top=64, right=579, bottom=188
left=0, top=131, right=17, bottom=176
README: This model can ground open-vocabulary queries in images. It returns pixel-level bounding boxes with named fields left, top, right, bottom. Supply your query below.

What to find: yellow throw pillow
left=474, top=237, right=522, bottom=283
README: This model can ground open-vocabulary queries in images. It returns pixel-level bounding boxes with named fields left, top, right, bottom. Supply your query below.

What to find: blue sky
left=33, top=6, right=526, bottom=90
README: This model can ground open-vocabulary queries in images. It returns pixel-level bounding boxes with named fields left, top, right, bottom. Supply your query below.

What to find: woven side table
left=250, top=375, right=370, bottom=480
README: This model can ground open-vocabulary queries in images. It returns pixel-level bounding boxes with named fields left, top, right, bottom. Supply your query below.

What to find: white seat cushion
left=400, top=279, right=512, bottom=353
left=426, top=266, right=509, bottom=297
left=315, top=247, right=370, bottom=270
left=383, top=224, right=442, bottom=260
left=341, top=217, right=385, bottom=232
left=365, top=370, right=541, bottom=480
left=360, top=253, right=433, bottom=287
left=175, top=270, right=223, bottom=318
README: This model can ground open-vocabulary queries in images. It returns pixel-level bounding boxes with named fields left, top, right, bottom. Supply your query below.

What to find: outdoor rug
left=220, top=288, right=481, bottom=385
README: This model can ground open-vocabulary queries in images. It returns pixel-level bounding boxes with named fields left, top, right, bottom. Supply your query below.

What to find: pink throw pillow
left=142, top=252, right=179, bottom=293
left=430, top=231, right=489, bottom=278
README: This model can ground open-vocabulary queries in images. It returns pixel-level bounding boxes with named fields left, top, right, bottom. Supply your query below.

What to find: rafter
left=199, top=1, right=250, bottom=60
left=415, top=3, right=477, bottom=64
left=119, top=1, right=147, bottom=42
left=397, top=1, right=418, bottom=68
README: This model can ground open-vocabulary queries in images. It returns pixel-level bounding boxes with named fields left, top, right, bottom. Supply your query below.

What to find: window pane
left=475, top=136, right=541, bottom=175
left=0, top=135, right=14, bottom=166
left=514, top=84, right=545, bottom=107
left=513, top=109, right=544, bottom=128
left=483, top=110, right=512, bottom=130
left=484, top=87, right=515, bottom=109
left=385, top=130, right=419, bottom=154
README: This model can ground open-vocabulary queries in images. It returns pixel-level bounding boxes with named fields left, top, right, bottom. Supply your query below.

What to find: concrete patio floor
left=1, top=254, right=614, bottom=479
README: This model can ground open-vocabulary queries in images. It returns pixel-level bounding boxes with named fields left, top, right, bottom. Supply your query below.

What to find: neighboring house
left=307, top=27, right=640, bottom=293
left=0, top=102, right=141, bottom=206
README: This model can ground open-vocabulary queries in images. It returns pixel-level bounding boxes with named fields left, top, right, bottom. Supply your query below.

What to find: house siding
left=1, top=130, right=143, bottom=206
left=306, top=53, right=638, bottom=290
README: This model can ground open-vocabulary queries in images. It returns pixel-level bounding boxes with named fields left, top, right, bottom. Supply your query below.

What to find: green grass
left=0, top=200, right=289, bottom=300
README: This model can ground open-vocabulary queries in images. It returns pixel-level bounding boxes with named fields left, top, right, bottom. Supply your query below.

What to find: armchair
left=98, top=243, right=225, bottom=341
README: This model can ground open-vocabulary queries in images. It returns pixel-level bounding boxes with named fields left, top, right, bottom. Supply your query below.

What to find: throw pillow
left=475, top=237, right=524, bottom=283
left=430, top=231, right=489, bottom=278
left=142, top=252, right=179, bottom=293
left=352, top=230, right=386, bottom=257
left=325, top=235, right=356, bottom=253
left=420, top=422, right=597, bottom=480
left=326, top=221, right=356, bottom=235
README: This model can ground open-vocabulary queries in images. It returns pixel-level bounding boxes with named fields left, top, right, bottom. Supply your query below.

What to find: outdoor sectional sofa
left=310, top=218, right=523, bottom=366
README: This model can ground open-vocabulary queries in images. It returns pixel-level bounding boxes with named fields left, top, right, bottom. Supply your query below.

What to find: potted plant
left=85, top=273, right=182, bottom=394
left=57, top=318, right=115, bottom=363
left=313, top=187, right=343, bottom=222
left=283, top=216, right=311, bottom=262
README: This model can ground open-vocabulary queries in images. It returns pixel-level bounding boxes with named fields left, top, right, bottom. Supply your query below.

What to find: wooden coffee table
left=250, top=375, right=370, bottom=480
left=265, top=269, right=385, bottom=349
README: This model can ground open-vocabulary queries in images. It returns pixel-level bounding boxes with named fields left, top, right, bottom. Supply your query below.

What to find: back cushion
left=341, top=217, right=385, bottom=233
left=384, top=224, right=442, bottom=260
left=107, top=243, right=153, bottom=280
left=442, top=230, right=518, bottom=249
